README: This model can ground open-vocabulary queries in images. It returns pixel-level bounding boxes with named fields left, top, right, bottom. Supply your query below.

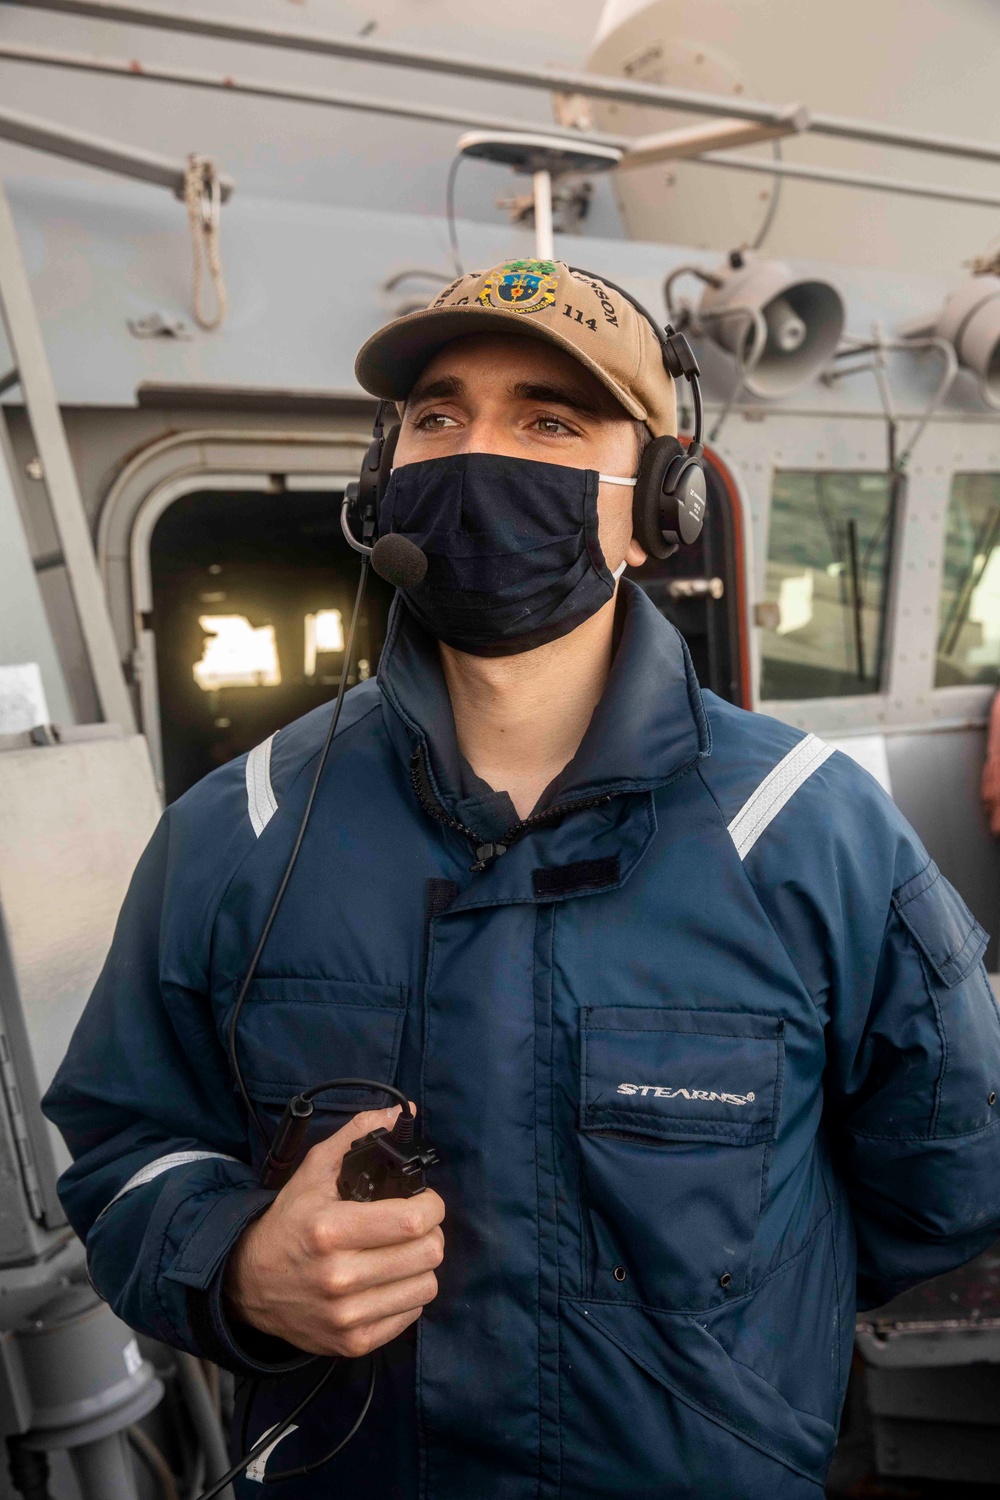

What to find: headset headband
left=566, top=266, right=704, bottom=451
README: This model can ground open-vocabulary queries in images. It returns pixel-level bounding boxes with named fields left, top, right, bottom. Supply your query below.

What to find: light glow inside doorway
left=193, top=615, right=281, bottom=690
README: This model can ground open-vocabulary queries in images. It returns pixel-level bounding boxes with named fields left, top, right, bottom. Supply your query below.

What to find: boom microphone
left=370, top=533, right=428, bottom=589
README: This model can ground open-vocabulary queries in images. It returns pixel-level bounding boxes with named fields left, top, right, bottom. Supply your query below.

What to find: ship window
left=759, top=470, right=894, bottom=700
left=936, top=473, right=1000, bottom=688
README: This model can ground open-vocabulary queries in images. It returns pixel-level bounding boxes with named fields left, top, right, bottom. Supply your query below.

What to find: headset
left=342, top=270, right=708, bottom=567
left=208, top=273, right=707, bottom=1496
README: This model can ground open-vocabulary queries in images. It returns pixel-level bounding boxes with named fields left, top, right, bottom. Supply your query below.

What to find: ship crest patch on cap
left=478, top=259, right=558, bottom=315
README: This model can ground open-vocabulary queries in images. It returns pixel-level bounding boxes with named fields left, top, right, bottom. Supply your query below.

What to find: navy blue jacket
left=44, top=582, right=1000, bottom=1499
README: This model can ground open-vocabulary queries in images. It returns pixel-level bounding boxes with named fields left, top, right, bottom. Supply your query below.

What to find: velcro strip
left=533, top=856, right=620, bottom=898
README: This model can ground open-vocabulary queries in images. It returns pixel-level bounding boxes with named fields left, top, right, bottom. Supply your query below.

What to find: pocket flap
left=234, top=977, right=407, bottom=1107
left=892, top=861, right=988, bottom=989
left=581, top=1007, right=781, bottom=1146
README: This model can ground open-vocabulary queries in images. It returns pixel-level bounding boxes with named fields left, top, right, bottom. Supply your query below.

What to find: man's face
left=393, top=333, right=649, bottom=573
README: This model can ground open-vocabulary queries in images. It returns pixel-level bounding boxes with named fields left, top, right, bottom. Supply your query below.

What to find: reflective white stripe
left=612, top=559, right=628, bottom=580
left=598, top=473, right=638, bottom=486
left=246, top=734, right=278, bottom=837
left=97, top=1150, right=239, bottom=1221
left=728, top=733, right=834, bottom=861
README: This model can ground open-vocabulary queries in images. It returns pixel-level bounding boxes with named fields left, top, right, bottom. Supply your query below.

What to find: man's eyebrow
left=406, top=374, right=465, bottom=407
left=509, top=380, right=607, bottom=419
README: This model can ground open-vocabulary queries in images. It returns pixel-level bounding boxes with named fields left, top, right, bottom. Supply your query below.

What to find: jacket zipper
left=409, top=747, right=613, bottom=873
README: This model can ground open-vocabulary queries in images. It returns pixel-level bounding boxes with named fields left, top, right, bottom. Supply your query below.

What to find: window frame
left=710, top=413, right=1000, bottom=737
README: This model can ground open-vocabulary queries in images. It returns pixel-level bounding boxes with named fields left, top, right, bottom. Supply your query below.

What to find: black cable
left=302, top=1078, right=410, bottom=1109
left=750, top=140, right=784, bottom=252
left=444, top=154, right=464, bottom=277
left=239, top=1377, right=260, bottom=1458
left=689, top=371, right=705, bottom=450
left=193, top=1360, right=340, bottom=1500
left=265, top=1357, right=376, bottom=1482
left=226, top=559, right=371, bottom=1150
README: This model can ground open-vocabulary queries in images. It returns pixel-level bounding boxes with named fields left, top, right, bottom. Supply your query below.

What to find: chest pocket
left=233, top=977, right=408, bottom=1172
left=578, top=1006, right=783, bottom=1312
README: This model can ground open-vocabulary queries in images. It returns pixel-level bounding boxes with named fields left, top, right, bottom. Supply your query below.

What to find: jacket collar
left=377, top=580, right=711, bottom=821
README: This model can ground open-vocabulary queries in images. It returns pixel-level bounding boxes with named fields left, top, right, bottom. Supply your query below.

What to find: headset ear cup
left=353, top=419, right=401, bottom=538
left=632, top=436, right=685, bottom=560
left=661, top=457, right=708, bottom=551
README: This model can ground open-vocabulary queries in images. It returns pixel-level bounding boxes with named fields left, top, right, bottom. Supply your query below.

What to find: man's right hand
left=224, top=1107, right=445, bottom=1358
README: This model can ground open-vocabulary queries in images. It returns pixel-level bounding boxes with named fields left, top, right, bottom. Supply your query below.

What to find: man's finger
left=325, top=1269, right=439, bottom=1332
left=320, top=1226, right=445, bottom=1297
left=310, top=1188, right=446, bottom=1252
left=301, top=1105, right=408, bottom=1176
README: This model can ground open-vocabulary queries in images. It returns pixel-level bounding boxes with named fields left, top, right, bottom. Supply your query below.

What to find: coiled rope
left=184, top=154, right=228, bottom=331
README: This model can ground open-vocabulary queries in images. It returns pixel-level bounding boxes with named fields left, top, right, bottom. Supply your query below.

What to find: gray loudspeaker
left=698, top=252, right=846, bottom=398
left=904, top=275, right=1000, bottom=409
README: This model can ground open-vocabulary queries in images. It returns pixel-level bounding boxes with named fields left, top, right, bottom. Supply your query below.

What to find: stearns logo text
left=616, top=1083, right=756, bottom=1107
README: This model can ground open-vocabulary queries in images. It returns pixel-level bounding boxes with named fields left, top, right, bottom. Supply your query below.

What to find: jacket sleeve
left=735, top=742, right=1000, bottom=1310
left=829, top=854, right=1000, bottom=1308
left=42, top=806, right=307, bottom=1376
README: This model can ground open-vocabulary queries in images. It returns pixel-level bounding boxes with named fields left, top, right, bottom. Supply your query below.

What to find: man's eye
left=416, top=411, right=458, bottom=430
left=535, top=415, right=574, bottom=435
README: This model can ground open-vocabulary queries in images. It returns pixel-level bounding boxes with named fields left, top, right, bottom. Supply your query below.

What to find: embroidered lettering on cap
left=616, top=1083, right=756, bottom=1106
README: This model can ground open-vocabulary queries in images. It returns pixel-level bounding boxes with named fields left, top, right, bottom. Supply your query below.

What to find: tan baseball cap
left=354, top=258, right=677, bottom=437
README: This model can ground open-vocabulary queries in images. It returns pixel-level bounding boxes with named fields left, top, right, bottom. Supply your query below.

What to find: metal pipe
left=67, top=1432, right=141, bottom=1500
left=13, top=38, right=992, bottom=219
left=0, top=183, right=137, bottom=730
left=11, top=0, right=1000, bottom=167
left=0, top=100, right=234, bottom=199
left=2, top=1, right=806, bottom=129
left=532, top=170, right=554, bottom=260
left=0, top=40, right=629, bottom=151
left=618, top=108, right=807, bottom=170
left=692, top=149, right=1000, bottom=212
left=175, top=1355, right=234, bottom=1500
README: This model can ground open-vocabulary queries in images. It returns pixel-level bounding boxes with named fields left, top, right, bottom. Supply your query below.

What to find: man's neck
left=438, top=596, right=617, bottom=820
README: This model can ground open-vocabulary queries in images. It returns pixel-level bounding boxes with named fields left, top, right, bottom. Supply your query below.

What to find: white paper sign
left=0, top=662, right=49, bottom=734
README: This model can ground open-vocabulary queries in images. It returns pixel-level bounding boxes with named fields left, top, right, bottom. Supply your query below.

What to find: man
left=45, top=261, right=1000, bottom=1499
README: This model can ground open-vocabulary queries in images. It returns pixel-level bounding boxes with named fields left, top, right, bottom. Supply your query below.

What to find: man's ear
left=625, top=536, right=647, bottom=569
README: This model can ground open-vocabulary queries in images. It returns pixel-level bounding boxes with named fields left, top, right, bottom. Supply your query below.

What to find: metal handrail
left=11, top=0, right=1000, bottom=168
left=3, top=38, right=1000, bottom=217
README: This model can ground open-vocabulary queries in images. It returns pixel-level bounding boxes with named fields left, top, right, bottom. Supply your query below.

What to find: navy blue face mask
left=377, top=452, right=633, bottom=657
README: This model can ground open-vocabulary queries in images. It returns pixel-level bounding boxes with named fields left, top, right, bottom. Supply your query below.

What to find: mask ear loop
left=597, top=475, right=638, bottom=581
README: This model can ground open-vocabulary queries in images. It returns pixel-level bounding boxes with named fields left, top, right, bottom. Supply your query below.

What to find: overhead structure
left=587, top=0, right=1000, bottom=270
left=11, top=0, right=1000, bottom=164
left=4, top=9, right=1000, bottom=242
